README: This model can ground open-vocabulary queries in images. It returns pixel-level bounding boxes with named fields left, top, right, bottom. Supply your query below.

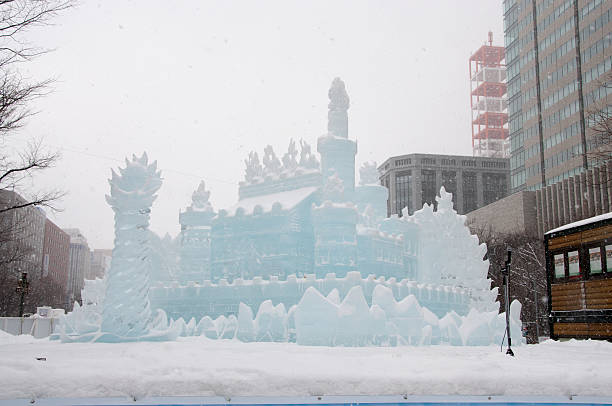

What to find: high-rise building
left=378, top=153, right=509, bottom=217
left=63, top=228, right=90, bottom=305
left=504, top=0, right=612, bottom=193
left=0, top=190, right=46, bottom=276
left=89, top=249, right=112, bottom=280
left=41, top=219, right=70, bottom=306
left=470, top=32, right=509, bottom=158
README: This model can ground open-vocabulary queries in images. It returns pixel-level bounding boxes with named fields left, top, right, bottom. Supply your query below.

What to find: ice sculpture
left=318, top=78, right=357, bottom=194
left=282, top=139, right=299, bottom=172
left=178, top=181, right=215, bottom=283
left=327, top=77, right=350, bottom=138
left=169, top=284, right=522, bottom=347
left=358, top=161, right=379, bottom=186
left=312, top=174, right=358, bottom=277
left=53, top=278, right=105, bottom=339
left=57, top=153, right=179, bottom=343
left=57, top=78, right=521, bottom=347
left=299, top=139, right=319, bottom=170
left=161, top=76, right=517, bottom=343
left=244, top=151, right=263, bottom=183
left=412, top=187, right=498, bottom=311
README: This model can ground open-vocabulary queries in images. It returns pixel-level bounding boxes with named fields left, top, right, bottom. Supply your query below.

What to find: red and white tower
left=469, top=32, right=508, bottom=158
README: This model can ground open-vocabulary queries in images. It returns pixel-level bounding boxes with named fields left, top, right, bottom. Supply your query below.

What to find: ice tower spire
left=318, top=78, right=357, bottom=194
left=328, top=77, right=350, bottom=138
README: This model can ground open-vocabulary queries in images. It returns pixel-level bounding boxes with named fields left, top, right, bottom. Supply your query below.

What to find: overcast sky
left=14, top=1, right=504, bottom=248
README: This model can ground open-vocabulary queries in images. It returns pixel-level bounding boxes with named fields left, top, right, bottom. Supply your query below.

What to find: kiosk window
left=607, top=245, right=612, bottom=273
left=568, top=250, right=580, bottom=276
left=590, top=247, right=603, bottom=274
left=554, top=254, right=565, bottom=278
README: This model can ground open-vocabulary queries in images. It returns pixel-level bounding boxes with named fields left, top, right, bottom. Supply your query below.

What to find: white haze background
left=12, top=0, right=503, bottom=248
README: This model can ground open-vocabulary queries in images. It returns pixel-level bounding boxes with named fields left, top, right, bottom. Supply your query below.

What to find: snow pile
left=1, top=336, right=611, bottom=400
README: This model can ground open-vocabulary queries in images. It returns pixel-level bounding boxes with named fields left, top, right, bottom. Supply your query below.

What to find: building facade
left=63, top=228, right=90, bottom=305
left=0, top=189, right=46, bottom=277
left=89, top=249, right=112, bottom=280
left=505, top=0, right=612, bottom=193
left=467, top=158, right=612, bottom=239
left=466, top=191, right=539, bottom=237
left=378, top=154, right=510, bottom=217
left=41, top=219, right=70, bottom=304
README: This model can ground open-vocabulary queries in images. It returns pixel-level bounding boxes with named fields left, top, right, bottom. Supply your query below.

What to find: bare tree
left=0, top=0, right=71, bottom=213
left=585, top=71, right=612, bottom=169
left=471, top=225, right=549, bottom=344
left=0, top=0, right=72, bottom=316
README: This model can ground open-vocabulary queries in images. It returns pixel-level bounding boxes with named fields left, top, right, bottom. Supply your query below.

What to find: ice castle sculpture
left=178, top=181, right=215, bottom=283
left=58, top=78, right=521, bottom=346
left=56, top=153, right=179, bottom=342
left=153, top=78, right=505, bottom=327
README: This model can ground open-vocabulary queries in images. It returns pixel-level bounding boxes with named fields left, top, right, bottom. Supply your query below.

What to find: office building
left=89, top=249, right=112, bottom=280
left=0, top=189, right=46, bottom=276
left=41, top=219, right=70, bottom=303
left=63, top=228, right=90, bottom=305
left=378, top=153, right=510, bottom=217
left=504, top=0, right=612, bottom=193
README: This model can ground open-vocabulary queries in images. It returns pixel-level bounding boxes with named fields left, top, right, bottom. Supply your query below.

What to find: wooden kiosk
left=545, top=213, right=612, bottom=339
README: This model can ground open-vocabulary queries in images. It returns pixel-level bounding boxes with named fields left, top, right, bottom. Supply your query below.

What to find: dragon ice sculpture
left=55, top=153, right=179, bottom=342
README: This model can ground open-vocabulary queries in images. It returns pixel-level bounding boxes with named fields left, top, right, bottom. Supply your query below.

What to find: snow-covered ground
left=1, top=331, right=612, bottom=401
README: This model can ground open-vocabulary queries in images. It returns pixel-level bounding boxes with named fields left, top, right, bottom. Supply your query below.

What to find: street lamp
left=15, top=272, right=29, bottom=318
left=502, top=248, right=514, bottom=356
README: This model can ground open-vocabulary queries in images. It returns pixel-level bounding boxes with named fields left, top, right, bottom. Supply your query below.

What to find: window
left=483, top=173, right=507, bottom=205
left=421, top=170, right=437, bottom=209
left=589, top=247, right=603, bottom=275
left=441, top=171, right=456, bottom=208
left=395, top=171, right=412, bottom=216
left=463, top=171, right=478, bottom=213
left=568, top=250, right=580, bottom=277
left=554, top=253, right=565, bottom=279
left=421, top=157, right=436, bottom=165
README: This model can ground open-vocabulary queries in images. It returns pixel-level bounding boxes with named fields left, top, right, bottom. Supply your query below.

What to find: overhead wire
left=54, top=145, right=238, bottom=186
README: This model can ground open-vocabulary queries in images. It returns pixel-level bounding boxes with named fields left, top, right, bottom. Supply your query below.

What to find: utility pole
left=533, top=278, right=540, bottom=342
left=502, top=249, right=514, bottom=356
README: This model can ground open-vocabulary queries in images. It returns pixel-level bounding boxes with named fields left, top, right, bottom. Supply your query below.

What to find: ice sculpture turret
left=327, top=77, right=350, bottom=138
left=179, top=181, right=215, bottom=283
left=312, top=174, right=358, bottom=278
left=318, top=78, right=357, bottom=195
left=354, top=161, right=388, bottom=223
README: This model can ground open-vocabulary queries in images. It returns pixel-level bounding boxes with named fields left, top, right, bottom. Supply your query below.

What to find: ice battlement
left=149, top=271, right=473, bottom=321
left=356, top=225, right=403, bottom=241
left=238, top=169, right=322, bottom=200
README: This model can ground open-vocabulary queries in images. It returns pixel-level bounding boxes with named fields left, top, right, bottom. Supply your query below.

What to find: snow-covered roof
left=545, top=212, right=612, bottom=235
left=227, top=186, right=318, bottom=216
